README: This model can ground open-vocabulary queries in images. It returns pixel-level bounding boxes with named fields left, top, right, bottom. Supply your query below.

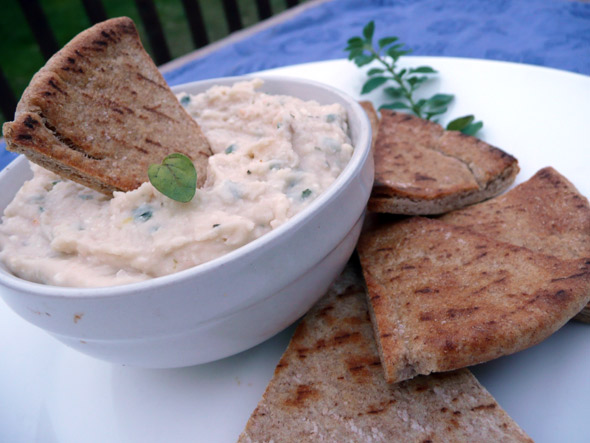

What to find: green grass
left=0, top=0, right=296, bottom=125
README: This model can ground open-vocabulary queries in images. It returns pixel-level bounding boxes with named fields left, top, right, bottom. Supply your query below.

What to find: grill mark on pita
left=415, top=287, right=438, bottom=294
left=446, top=306, right=479, bottom=319
left=376, top=247, right=393, bottom=252
left=332, top=331, right=362, bottom=344
left=314, top=339, right=327, bottom=350
left=420, top=312, right=434, bottom=321
left=283, top=384, right=319, bottom=408
left=136, top=72, right=168, bottom=90
left=80, top=91, right=135, bottom=115
left=471, top=403, right=498, bottom=411
left=295, top=346, right=308, bottom=359
left=82, top=44, right=106, bottom=53
left=145, top=138, right=162, bottom=147
left=23, top=115, right=38, bottom=129
left=48, top=79, right=67, bottom=95
left=143, top=104, right=176, bottom=121
left=107, top=135, right=149, bottom=155
left=413, top=384, right=429, bottom=392
left=471, top=275, right=510, bottom=295
left=275, top=360, right=288, bottom=374
left=63, top=65, right=84, bottom=74
left=551, top=271, right=590, bottom=282
left=415, top=173, right=436, bottom=182
left=317, top=304, right=334, bottom=317
left=43, top=117, right=104, bottom=161
left=444, top=340, right=457, bottom=351
left=345, top=356, right=381, bottom=379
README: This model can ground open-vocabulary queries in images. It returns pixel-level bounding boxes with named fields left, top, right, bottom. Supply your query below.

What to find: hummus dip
left=0, top=79, right=353, bottom=287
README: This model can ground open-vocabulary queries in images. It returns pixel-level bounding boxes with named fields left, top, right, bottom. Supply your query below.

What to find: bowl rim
left=0, top=75, right=372, bottom=299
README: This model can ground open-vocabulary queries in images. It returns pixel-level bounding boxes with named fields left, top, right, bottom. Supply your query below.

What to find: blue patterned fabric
left=164, top=0, right=590, bottom=86
left=1, top=0, right=588, bottom=170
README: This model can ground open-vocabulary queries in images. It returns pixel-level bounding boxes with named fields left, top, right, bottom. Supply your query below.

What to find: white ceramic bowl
left=0, top=76, right=374, bottom=368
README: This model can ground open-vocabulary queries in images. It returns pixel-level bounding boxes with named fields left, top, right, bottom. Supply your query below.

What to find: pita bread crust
left=2, top=17, right=211, bottom=194
left=369, top=111, right=519, bottom=215
left=358, top=101, right=379, bottom=150
left=358, top=217, right=590, bottom=383
left=239, top=262, right=532, bottom=442
left=440, top=167, right=590, bottom=322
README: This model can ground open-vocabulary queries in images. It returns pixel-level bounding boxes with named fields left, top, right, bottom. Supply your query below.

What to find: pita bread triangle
left=2, top=17, right=211, bottom=195
left=238, top=261, right=532, bottom=442
left=369, top=110, right=519, bottom=215
left=357, top=216, right=590, bottom=384
left=440, top=167, right=590, bottom=322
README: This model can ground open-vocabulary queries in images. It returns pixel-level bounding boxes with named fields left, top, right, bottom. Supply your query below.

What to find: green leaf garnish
left=426, top=93, right=454, bottom=107
left=446, top=115, right=474, bottom=131
left=362, top=21, right=375, bottom=42
left=361, top=76, right=389, bottom=94
left=378, top=36, right=398, bottom=48
left=345, top=21, right=483, bottom=136
left=446, top=115, right=483, bottom=134
left=148, top=153, right=197, bottom=203
left=461, top=121, right=484, bottom=136
left=409, top=66, right=438, bottom=74
left=132, top=204, right=153, bottom=222
left=367, top=67, right=385, bottom=76
left=301, top=188, right=312, bottom=199
left=353, top=54, right=375, bottom=67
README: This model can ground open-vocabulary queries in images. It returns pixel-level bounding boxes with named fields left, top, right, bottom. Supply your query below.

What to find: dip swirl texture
left=0, top=80, right=353, bottom=287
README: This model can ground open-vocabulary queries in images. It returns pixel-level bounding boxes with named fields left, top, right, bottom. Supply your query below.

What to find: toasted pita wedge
left=357, top=217, right=590, bottom=383
left=369, top=111, right=519, bottom=215
left=239, top=261, right=532, bottom=442
left=2, top=17, right=211, bottom=195
left=440, top=167, right=590, bottom=322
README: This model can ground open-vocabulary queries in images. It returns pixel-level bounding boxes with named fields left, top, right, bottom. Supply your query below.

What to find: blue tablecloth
left=1, top=0, right=589, bottom=170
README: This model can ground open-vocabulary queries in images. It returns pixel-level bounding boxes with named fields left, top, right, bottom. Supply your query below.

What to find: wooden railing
left=1, top=0, right=302, bottom=123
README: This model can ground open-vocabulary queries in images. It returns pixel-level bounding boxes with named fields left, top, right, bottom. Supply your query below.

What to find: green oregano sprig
left=345, top=21, right=483, bottom=136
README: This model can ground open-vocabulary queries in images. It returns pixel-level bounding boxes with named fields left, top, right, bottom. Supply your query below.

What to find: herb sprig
left=148, top=153, right=197, bottom=202
left=345, top=21, right=483, bottom=136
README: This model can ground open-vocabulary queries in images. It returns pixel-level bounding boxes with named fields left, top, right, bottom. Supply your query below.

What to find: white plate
left=1, top=58, right=589, bottom=442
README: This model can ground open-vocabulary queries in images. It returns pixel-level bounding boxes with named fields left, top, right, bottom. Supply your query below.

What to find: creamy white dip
left=0, top=80, right=353, bottom=287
